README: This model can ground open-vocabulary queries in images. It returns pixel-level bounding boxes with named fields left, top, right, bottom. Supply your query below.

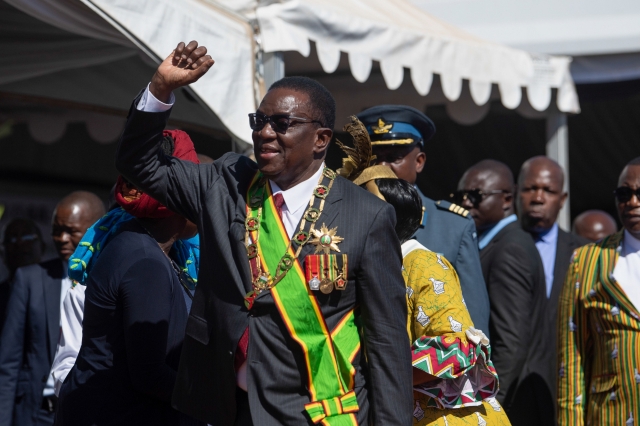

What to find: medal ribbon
left=245, top=172, right=360, bottom=425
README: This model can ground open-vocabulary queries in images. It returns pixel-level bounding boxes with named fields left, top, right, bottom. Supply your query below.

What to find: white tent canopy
left=411, top=0, right=640, bottom=85
left=5, top=0, right=579, bottom=145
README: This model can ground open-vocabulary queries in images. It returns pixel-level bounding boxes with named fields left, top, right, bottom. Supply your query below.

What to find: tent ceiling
left=5, top=0, right=581, bottom=145
left=0, top=1, right=227, bottom=139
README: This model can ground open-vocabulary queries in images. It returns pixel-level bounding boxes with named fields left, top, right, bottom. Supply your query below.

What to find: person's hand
left=150, top=41, right=215, bottom=103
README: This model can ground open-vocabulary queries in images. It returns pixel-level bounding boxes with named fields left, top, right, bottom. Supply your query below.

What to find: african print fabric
left=557, top=231, right=640, bottom=426
left=403, top=241, right=511, bottom=426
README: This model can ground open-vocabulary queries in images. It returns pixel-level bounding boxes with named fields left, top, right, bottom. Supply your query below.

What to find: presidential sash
left=246, top=172, right=361, bottom=425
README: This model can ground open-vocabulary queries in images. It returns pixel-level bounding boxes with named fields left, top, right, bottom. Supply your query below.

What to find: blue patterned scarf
left=69, top=207, right=200, bottom=288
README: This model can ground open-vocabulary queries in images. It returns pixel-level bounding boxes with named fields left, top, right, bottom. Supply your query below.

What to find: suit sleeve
left=557, top=248, right=589, bottom=426
left=357, top=203, right=412, bottom=424
left=487, top=241, right=538, bottom=403
left=0, top=270, right=28, bottom=423
left=115, top=93, right=217, bottom=224
left=454, top=218, right=490, bottom=335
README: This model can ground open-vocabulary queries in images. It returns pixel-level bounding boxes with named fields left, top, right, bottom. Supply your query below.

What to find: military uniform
left=357, top=105, right=490, bottom=335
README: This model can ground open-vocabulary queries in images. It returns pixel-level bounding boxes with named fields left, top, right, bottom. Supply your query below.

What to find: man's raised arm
left=115, top=41, right=215, bottom=222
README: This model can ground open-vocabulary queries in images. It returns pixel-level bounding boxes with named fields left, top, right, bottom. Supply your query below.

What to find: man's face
left=372, top=145, right=425, bottom=184
left=2, top=222, right=43, bottom=273
left=51, top=204, right=95, bottom=261
left=458, top=170, right=511, bottom=232
left=252, top=88, right=330, bottom=189
left=616, top=164, right=640, bottom=239
left=517, top=163, right=567, bottom=233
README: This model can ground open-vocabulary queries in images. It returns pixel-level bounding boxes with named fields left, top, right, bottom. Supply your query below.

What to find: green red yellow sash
left=246, top=172, right=361, bottom=425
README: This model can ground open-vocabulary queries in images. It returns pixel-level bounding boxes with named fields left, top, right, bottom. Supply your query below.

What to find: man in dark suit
left=0, top=218, right=44, bottom=332
left=516, top=156, right=588, bottom=415
left=357, top=105, right=490, bottom=335
left=458, top=160, right=550, bottom=426
left=0, top=192, right=104, bottom=426
left=115, top=41, right=411, bottom=425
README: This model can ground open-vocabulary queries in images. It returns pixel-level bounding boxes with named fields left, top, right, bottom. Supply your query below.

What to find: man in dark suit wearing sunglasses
left=458, top=159, right=550, bottom=426
left=115, top=41, right=411, bottom=426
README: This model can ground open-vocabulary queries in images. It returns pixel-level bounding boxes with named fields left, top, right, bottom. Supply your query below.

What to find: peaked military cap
left=356, top=105, right=436, bottom=148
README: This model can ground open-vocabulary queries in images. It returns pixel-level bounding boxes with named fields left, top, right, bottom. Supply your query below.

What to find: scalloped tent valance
left=255, top=0, right=580, bottom=114
left=7, top=0, right=580, bottom=145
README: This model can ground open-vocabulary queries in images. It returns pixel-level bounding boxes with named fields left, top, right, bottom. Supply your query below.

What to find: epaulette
left=435, top=200, right=470, bottom=218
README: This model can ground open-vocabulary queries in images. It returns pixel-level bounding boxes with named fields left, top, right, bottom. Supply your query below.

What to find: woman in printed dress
left=365, top=175, right=512, bottom=426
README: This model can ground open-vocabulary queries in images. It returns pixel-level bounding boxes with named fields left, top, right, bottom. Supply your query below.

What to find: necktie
left=235, top=193, right=286, bottom=372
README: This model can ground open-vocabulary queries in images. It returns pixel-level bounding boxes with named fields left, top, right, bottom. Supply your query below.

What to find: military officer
left=357, top=105, right=490, bottom=334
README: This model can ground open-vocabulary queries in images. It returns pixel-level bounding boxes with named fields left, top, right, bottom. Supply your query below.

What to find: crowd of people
left=0, top=40, right=637, bottom=426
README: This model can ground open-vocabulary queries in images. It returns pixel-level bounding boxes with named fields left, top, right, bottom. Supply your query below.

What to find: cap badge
left=372, top=118, right=393, bottom=134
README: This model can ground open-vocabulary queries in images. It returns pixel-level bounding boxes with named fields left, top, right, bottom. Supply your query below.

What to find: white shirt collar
left=623, top=230, right=640, bottom=254
left=270, top=163, right=325, bottom=216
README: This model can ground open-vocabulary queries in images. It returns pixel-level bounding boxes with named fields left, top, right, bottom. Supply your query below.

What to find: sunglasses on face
left=248, top=112, right=324, bottom=134
left=613, top=186, right=640, bottom=203
left=450, top=189, right=510, bottom=207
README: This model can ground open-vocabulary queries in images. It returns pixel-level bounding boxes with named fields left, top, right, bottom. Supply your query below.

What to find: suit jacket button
left=42, top=375, right=47, bottom=382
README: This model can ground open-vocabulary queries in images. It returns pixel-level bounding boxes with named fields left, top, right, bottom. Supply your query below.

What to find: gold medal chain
left=245, top=170, right=335, bottom=294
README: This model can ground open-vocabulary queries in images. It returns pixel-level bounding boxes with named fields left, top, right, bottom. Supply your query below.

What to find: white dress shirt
left=43, top=271, right=71, bottom=397
left=50, top=281, right=85, bottom=396
left=613, top=230, right=640, bottom=310
left=136, top=84, right=326, bottom=390
left=270, top=165, right=325, bottom=238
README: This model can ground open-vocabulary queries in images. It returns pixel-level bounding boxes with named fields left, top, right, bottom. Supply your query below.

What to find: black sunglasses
left=248, top=112, right=324, bottom=134
left=614, top=187, right=640, bottom=203
left=450, top=189, right=510, bottom=206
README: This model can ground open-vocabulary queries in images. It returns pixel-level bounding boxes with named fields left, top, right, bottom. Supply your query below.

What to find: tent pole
left=263, top=52, right=285, bottom=90
left=546, top=112, right=570, bottom=231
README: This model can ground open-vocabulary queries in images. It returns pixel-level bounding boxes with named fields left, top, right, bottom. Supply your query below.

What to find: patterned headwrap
left=115, top=129, right=199, bottom=218
left=69, top=129, right=201, bottom=285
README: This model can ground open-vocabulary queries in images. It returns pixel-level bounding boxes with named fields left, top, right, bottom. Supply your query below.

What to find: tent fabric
left=0, top=1, right=136, bottom=86
left=255, top=0, right=579, bottom=114
left=79, top=0, right=258, bottom=143
left=5, top=0, right=580, bottom=145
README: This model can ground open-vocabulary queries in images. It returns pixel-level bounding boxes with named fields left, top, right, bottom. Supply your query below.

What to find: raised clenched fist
left=149, top=41, right=215, bottom=103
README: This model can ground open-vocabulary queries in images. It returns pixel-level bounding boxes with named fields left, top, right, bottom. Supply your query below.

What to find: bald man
left=458, top=160, right=550, bottom=426
left=0, top=191, right=104, bottom=426
left=517, top=156, right=588, bottom=424
left=572, top=209, right=617, bottom=242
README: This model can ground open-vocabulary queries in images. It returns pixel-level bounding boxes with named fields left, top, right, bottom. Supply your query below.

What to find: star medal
left=308, top=276, right=321, bottom=291
left=310, top=224, right=343, bottom=254
left=320, top=278, right=334, bottom=294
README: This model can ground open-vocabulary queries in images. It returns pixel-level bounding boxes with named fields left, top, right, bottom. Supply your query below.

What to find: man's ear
left=503, top=192, right=514, bottom=212
left=415, top=150, right=427, bottom=174
left=559, top=192, right=568, bottom=209
left=313, top=128, right=333, bottom=154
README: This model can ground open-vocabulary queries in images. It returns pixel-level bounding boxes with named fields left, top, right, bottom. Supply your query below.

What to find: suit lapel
left=550, top=230, right=575, bottom=304
left=598, top=232, right=640, bottom=319
left=42, top=261, right=63, bottom=363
